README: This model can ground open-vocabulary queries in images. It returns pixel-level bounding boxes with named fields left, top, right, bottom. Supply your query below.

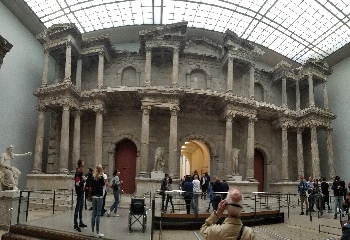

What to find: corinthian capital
left=36, top=105, right=47, bottom=112
left=170, top=106, right=180, bottom=116
left=141, top=105, right=151, bottom=115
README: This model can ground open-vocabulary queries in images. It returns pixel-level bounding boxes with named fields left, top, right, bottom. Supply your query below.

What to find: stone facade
left=30, top=22, right=336, bottom=193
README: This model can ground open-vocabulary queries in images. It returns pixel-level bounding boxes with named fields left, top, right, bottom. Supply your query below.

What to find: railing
left=16, top=189, right=74, bottom=224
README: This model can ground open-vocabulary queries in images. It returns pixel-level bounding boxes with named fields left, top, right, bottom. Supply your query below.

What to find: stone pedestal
left=151, top=171, right=165, bottom=179
left=225, top=180, right=259, bottom=193
left=269, top=181, right=297, bottom=194
left=0, top=191, right=25, bottom=230
left=226, top=175, right=243, bottom=181
left=26, top=174, right=74, bottom=190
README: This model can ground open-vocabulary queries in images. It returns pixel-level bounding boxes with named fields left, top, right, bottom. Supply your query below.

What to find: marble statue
left=232, top=148, right=240, bottom=175
left=0, top=145, right=32, bottom=191
left=152, top=147, right=165, bottom=172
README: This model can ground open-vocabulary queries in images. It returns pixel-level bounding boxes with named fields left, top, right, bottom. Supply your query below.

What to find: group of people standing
left=73, top=159, right=122, bottom=238
left=298, top=175, right=350, bottom=219
left=160, top=170, right=231, bottom=215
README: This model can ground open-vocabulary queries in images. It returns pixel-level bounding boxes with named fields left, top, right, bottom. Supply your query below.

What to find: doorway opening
left=180, top=140, right=210, bottom=178
left=114, top=139, right=137, bottom=194
left=254, top=149, right=265, bottom=192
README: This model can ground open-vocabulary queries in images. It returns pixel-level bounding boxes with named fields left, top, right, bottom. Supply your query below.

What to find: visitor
left=74, top=159, right=87, bottom=232
left=193, top=174, right=201, bottom=215
left=297, top=176, right=308, bottom=215
left=91, top=164, right=105, bottom=238
left=183, top=175, right=193, bottom=214
left=200, top=187, right=256, bottom=239
left=107, top=170, right=122, bottom=217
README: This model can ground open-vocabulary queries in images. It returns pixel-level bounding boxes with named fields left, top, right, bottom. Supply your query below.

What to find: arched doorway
left=114, top=139, right=137, bottom=194
left=254, top=149, right=265, bottom=192
left=180, top=140, right=210, bottom=178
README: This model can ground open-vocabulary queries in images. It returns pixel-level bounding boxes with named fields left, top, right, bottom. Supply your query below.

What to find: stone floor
left=0, top=192, right=346, bottom=239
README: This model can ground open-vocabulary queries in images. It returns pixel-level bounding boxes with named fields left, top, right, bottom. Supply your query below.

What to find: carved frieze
left=0, top=35, right=13, bottom=68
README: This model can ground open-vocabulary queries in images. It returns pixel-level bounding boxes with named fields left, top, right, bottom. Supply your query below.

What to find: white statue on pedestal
left=152, top=147, right=165, bottom=172
left=0, top=145, right=32, bottom=191
left=232, top=148, right=240, bottom=175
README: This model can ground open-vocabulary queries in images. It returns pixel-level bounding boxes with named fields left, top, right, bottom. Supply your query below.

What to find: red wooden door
left=254, top=149, right=264, bottom=192
left=115, top=140, right=137, bottom=194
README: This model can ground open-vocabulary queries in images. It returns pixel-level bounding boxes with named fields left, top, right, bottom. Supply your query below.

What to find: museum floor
left=0, top=193, right=345, bottom=239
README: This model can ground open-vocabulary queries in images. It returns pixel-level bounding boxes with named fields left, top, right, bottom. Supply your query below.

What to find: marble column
left=249, top=64, right=255, bottom=99
left=311, top=126, right=320, bottom=179
left=282, top=78, right=287, bottom=108
left=296, top=81, right=300, bottom=111
left=41, top=50, right=49, bottom=85
left=281, top=125, right=289, bottom=181
left=140, top=105, right=151, bottom=176
left=32, top=106, right=46, bottom=173
left=144, top=47, right=152, bottom=87
left=246, top=116, right=255, bottom=180
left=169, top=106, right=180, bottom=178
left=323, top=81, right=329, bottom=110
left=59, top=105, right=70, bottom=173
left=308, top=73, right=315, bottom=107
left=172, top=48, right=179, bottom=87
left=97, top=51, right=104, bottom=88
left=296, top=128, right=304, bottom=178
left=225, top=114, right=233, bottom=175
left=227, top=57, right=233, bottom=93
left=64, top=42, right=72, bottom=82
left=72, top=111, right=81, bottom=164
left=94, top=110, right=103, bottom=166
left=326, top=128, right=335, bottom=179
left=76, top=58, right=82, bottom=89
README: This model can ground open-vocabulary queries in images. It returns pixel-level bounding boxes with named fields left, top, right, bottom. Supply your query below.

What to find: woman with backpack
left=107, top=170, right=123, bottom=217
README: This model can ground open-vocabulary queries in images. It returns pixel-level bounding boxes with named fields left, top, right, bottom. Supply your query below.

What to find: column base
left=58, top=168, right=69, bottom=174
left=30, top=169, right=43, bottom=174
left=244, top=177, right=257, bottom=182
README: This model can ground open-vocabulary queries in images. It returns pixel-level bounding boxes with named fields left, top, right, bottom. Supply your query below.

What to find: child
left=206, top=182, right=214, bottom=213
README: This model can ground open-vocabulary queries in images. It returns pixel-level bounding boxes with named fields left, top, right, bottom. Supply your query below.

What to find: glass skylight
left=23, top=0, right=350, bottom=64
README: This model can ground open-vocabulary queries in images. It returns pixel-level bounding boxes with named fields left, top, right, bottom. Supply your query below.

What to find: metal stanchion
left=151, top=197, right=155, bottom=240
left=53, top=190, right=56, bottom=214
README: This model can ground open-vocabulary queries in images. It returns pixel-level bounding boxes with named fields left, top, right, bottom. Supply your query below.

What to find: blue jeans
left=193, top=193, right=199, bottom=214
left=334, top=195, right=344, bottom=215
left=109, top=189, right=120, bottom=214
left=74, top=192, right=84, bottom=225
left=91, top=197, right=103, bottom=233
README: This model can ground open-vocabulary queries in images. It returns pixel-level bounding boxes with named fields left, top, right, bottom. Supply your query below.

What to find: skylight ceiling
left=23, top=0, right=350, bottom=64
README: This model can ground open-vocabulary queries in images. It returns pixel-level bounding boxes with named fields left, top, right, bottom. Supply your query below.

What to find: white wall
left=0, top=2, right=46, bottom=189
left=325, top=56, right=350, bottom=184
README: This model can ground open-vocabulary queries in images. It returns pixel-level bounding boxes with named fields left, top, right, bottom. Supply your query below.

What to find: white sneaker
left=107, top=210, right=111, bottom=217
left=114, top=213, right=120, bottom=217
left=90, top=232, right=95, bottom=237
left=97, top=232, right=104, bottom=238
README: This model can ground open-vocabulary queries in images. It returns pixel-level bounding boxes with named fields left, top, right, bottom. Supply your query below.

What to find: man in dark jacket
left=74, top=159, right=87, bottom=231
left=161, top=173, right=169, bottom=211
left=333, top=176, right=346, bottom=219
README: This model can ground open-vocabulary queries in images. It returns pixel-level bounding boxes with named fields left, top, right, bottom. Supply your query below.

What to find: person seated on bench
left=200, top=187, right=256, bottom=240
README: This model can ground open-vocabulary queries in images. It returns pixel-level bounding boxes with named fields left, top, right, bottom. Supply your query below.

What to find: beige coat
left=200, top=212, right=256, bottom=240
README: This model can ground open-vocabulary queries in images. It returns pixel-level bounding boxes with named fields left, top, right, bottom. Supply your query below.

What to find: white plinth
left=26, top=174, right=74, bottom=190
left=151, top=171, right=165, bottom=179
left=0, top=191, right=26, bottom=230
left=227, top=175, right=243, bottom=181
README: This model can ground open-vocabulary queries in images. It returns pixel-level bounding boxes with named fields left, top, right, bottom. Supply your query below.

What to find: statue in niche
left=232, top=148, right=240, bottom=175
left=152, top=147, right=165, bottom=172
left=0, top=145, right=32, bottom=191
